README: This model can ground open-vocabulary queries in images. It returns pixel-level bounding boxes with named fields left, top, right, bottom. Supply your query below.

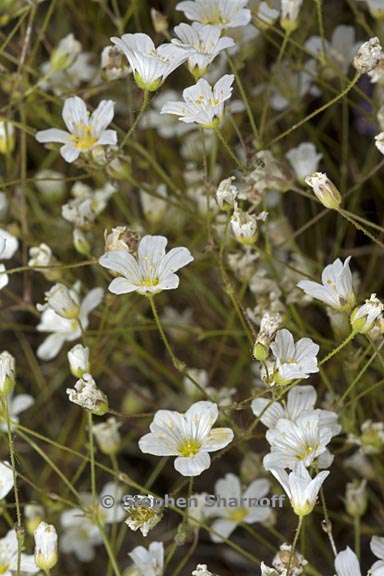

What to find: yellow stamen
left=178, top=439, right=201, bottom=457
left=71, top=124, right=97, bottom=150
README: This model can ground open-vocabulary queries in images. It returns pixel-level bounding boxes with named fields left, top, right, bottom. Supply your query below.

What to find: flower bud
left=73, top=228, right=91, bottom=256
left=280, top=0, right=304, bottom=32
left=0, top=121, right=15, bottom=155
left=0, top=351, right=15, bottom=397
left=25, top=505, right=44, bottom=536
left=351, top=294, right=384, bottom=334
left=150, top=8, right=169, bottom=34
left=231, top=206, right=258, bottom=245
left=34, top=169, right=66, bottom=203
left=67, top=344, right=90, bottom=378
left=92, top=417, right=121, bottom=455
left=353, top=37, right=384, bottom=73
left=50, top=33, right=81, bottom=71
left=305, top=172, right=342, bottom=210
left=345, top=479, right=367, bottom=518
left=34, top=522, right=58, bottom=572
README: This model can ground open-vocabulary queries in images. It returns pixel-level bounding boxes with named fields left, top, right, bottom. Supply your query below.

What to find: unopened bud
left=305, top=172, right=342, bottom=210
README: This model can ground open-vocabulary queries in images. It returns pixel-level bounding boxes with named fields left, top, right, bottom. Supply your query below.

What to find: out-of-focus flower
left=176, top=0, right=251, bottom=29
left=60, top=508, right=102, bottom=562
left=35, top=96, right=117, bottom=163
left=0, top=393, right=34, bottom=431
left=0, top=120, right=15, bottom=155
left=370, top=536, right=384, bottom=575
left=297, top=257, right=355, bottom=311
left=66, top=373, right=108, bottom=416
left=139, top=401, right=234, bottom=476
left=362, top=0, right=384, bottom=19
left=205, top=473, right=271, bottom=541
left=0, top=530, right=38, bottom=575
left=62, top=182, right=116, bottom=229
left=306, top=25, right=361, bottom=76
left=345, top=479, right=367, bottom=518
left=34, top=169, right=66, bottom=203
left=375, top=132, right=384, bottom=155
left=140, top=185, right=168, bottom=224
left=0, top=461, right=13, bottom=499
left=286, top=143, right=322, bottom=183
left=101, top=45, right=130, bottom=81
left=111, top=33, right=188, bottom=91
left=99, top=234, right=193, bottom=296
left=161, top=75, right=234, bottom=127
left=0, top=351, right=15, bottom=397
left=348, top=420, right=384, bottom=455
left=172, top=23, right=234, bottom=78
left=92, top=417, right=121, bottom=455
left=37, top=284, right=103, bottom=360
left=270, top=463, right=329, bottom=516
left=280, top=0, right=304, bottom=32
left=128, top=542, right=164, bottom=576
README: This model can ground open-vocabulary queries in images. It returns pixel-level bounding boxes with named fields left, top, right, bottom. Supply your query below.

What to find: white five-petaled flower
left=205, top=473, right=272, bottom=542
left=34, top=522, right=58, bottom=572
left=297, top=256, right=355, bottom=311
left=99, top=234, right=193, bottom=296
left=0, top=393, right=34, bottom=431
left=111, top=33, right=188, bottom=91
left=268, top=329, right=319, bottom=385
left=370, top=536, right=384, bottom=576
left=286, top=143, right=322, bottom=183
left=0, top=461, right=13, bottom=499
left=334, top=546, right=361, bottom=576
left=263, top=412, right=334, bottom=470
left=252, top=384, right=341, bottom=437
left=172, top=22, right=234, bottom=77
left=36, top=283, right=103, bottom=361
left=176, top=0, right=251, bottom=29
left=270, top=462, right=329, bottom=517
left=128, top=542, right=164, bottom=576
left=35, top=96, right=117, bottom=163
left=0, top=529, right=38, bottom=575
left=138, top=401, right=234, bottom=476
left=161, top=74, right=234, bottom=127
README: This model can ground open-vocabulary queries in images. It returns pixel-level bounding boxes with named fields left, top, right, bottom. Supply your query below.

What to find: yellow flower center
left=178, top=439, right=201, bottom=457
left=229, top=507, right=248, bottom=522
left=140, top=277, right=159, bottom=288
left=297, top=444, right=316, bottom=461
left=0, top=564, right=9, bottom=575
left=71, top=124, right=97, bottom=150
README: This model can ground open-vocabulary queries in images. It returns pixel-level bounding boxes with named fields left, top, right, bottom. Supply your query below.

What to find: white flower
left=110, top=33, right=188, bottom=91
left=34, top=169, right=66, bottom=202
left=128, top=542, right=164, bottom=576
left=335, top=547, right=361, bottom=576
left=297, top=257, right=355, bottom=311
left=280, top=0, right=304, bottom=31
left=256, top=2, right=280, bottom=29
left=60, top=508, right=102, bottom=562
left=252, top=385, right=341, bottom=437
left=99, top=234, right=193, bottom=296
left=270, top=462, right=329, bottom=517
left=99, top=482, right=126, bottom=524
left=254, top=311, right=282, bottom=359
left=370, top=536, right=384, bottom=576
left=0, top=229, right=18, bottom=260
left=306, top=25, right=361, bottom=76
left=268, top=329, right=319, bottom=385
left=351, top=294, right=384, bottom=334
left=286, top=143, right=322, bottom=182
left=38, top=283, right=80, bottom=320
left=161, top=75, right=234, bottom=127
left=67, top=344, right=90, bottom=377
left=263, top=412, right=334, bottom=470
left=0, top=529, right=38, bottom=575
left=140, top=90, right=195, bottom=138
left=353, top=37, right=384, bottom=73
left=138, top=401, right=234, bottom=476
left=0, top=461, right=13, bottom=499
left=345, top=479, right=367, bottom=517
left=0, top=351, right=15, bottom=396
left=205, top=473, right=271, bottom=542
left=176, top=0, right=251, bottom=29
left=93, top=417, right=121, bottom=455
left=66, top=373, right=108, bottom=416
left=101, top=45, right=131, bottom=81
left=28, top=243, right=59, bottom=281
left=62, top=182, right=116, bottom=228
left=140, top=185, right=168, bottom=224
left=46, top=33, right=81, bottom=72
left=304, top=172, right=342, bottom=210
left=172, top=23, right=235, bottom=77
left=36, top=284, right=103, bottom=360
left=231, top=205, right=259, bottom=245
left=34, top=522, right=58, bottom=572
left=349, top=420, right=384, bottom=455
left=124, top=494, right=162, bottom=536
left=35, top=96, right=117, bottom=163
left=269, top=542, right=308, bottom=575
left=363, top=0, right=384, bottom=18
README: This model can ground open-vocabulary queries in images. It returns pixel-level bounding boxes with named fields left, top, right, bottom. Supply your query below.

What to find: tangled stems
left=268, top=72, right=361, bottom=146
left=3, top=397, right=23, bottom=576
left=287, top=515, right=303, bottom=576
left=214, top=127, right=246, bottom=171
left=88, top=411, right=97, bottom=502
left=319, top=329, right=357, bottom=366
left=227, top=54, right=259, bottom=143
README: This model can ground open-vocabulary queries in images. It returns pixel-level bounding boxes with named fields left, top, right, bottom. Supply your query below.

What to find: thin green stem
left=214, top=127, right=246, bottom=171
left=227, top=54, right=259, bottom=143
left=287, top=516, right=303, bottom=576
left=120, top=90, right=149, bottom=148
left=88, top=411, right=96, bottom=502
left=319, top=330, right=356, bottom=366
